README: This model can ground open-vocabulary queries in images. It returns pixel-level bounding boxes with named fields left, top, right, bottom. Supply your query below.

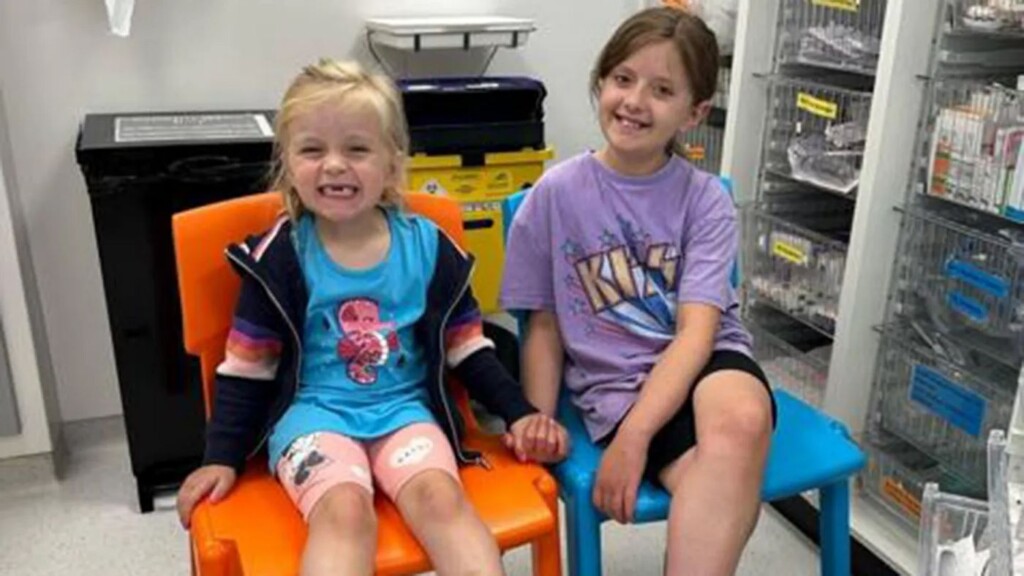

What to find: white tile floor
left=0, top=417, right=819, bottom=575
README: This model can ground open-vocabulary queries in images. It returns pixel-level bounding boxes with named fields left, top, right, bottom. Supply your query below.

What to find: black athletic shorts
left=599, top=350, right=777, bottom=488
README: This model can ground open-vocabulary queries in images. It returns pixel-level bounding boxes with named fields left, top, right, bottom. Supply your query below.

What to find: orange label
left=685, top=144, right=707, bottom=161
left=882, top=478, right=922, bottom=519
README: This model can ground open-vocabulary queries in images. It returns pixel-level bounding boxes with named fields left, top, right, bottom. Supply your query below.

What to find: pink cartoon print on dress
left=336, top=298, right=400, bottom=385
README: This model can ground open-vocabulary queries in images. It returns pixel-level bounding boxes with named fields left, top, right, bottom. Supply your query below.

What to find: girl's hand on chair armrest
left=177, top=464, right=237, bottom=529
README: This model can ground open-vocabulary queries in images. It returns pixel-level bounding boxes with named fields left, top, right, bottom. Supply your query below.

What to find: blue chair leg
left=564, top=491, right=603, bottom=576
left=819, top=480, right=851, bottom=576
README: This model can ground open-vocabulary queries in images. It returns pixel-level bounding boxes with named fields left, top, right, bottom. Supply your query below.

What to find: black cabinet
left=76, top=111, right=275, bottom=512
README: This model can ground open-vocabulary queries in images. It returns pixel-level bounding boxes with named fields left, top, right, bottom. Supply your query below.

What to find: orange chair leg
left=531, top=474, right=563, bottom=576
left=193, top=537, right=244, bottom=576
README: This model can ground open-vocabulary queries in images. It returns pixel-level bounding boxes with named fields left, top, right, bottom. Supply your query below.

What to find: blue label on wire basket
left=1005, top=206, right=1024, bottom=224
left=909, top=364, right=986, bottom=437
left=947, top=291, right=989, bottom=323
left=945, top=260, right=1009, bottom=299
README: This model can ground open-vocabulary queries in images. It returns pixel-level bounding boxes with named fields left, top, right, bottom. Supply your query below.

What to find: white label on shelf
left=114, top=113, right=273, bottom=143
left=810, top=0, right=860, bottom=11
left=797, top=92, right=839, bottom=120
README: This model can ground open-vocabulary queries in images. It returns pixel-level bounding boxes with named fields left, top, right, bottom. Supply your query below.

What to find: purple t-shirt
left=500, top=152, right=753, bottom=441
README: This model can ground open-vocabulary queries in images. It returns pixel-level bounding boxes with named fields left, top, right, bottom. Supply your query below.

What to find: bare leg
left=396, top=470, right=505, bottom=576
left=659, top=372, right=773, bottom=576
left=301, top=483, right=377, bottom=576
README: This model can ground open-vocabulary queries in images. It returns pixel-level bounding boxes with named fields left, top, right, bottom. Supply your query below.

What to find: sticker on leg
left=389, top=436, right=435, bottom=469
left=283, top=434, right=332, bottom=487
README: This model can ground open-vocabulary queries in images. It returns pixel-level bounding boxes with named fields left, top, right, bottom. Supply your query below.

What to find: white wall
left=0, top=85, right=61, bottom=459
left=0, top=0, right=632, bottom=422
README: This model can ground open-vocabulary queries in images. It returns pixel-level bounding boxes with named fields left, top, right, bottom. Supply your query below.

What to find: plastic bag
left=104, top=0, right=135, bottom=37
left=664, top=0, right=739, bottom=55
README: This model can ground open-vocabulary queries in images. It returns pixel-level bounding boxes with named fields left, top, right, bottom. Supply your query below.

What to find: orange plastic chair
left=173, top=192, right=562, bottom=576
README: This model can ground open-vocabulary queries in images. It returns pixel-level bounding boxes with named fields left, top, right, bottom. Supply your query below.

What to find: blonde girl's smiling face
left=285, top=99, right=398, bottom=225
left=597, top=40, right=707, bottom=174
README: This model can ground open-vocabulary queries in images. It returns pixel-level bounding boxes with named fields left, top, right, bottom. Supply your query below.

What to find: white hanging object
left=660, top=0, right=739, bottom=56
left=365, top=16, right=534, bottom=51
left=104, top=0, right=135, bottom=37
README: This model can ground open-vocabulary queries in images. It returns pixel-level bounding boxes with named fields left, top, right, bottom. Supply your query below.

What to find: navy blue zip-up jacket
left=204, top=214, right=537, bottom=472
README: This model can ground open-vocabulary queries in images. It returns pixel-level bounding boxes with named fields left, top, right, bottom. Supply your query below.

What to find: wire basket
left=743, top=193, right=852, bottom=335
left=861, top=429, right=980, bottom=528
left=918, top=483, right=995, bottom=575
left=681, top=124, right=725, bottom=174
left=762, top=77, right=873, bottom=196
left=950, top=0, right=1024, bottom=36
left=746, top=303, right=831, bottom=408
left=920, top=79, right=1024, bottom=220
left=713, top=66, right=732, bottom=109
left=987, top=430, right=1022, bottom=575
left=774, top=0, right=887, bottom=75
left=891, top=206, right=1024, bottom=369
left=873, top=322, right=1016, bottom=491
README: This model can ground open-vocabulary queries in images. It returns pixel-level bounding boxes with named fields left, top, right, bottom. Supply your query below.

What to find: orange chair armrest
left=190, top=500, right=244, bottom=576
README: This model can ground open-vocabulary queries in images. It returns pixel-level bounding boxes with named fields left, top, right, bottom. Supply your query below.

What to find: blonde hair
left=269, top=59, right=410, bottom=220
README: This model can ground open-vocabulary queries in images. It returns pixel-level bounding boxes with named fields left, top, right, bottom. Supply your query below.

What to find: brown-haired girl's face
left=285, top=99, right=397, bottom=225
left=597, top=40, right=705, bottom=171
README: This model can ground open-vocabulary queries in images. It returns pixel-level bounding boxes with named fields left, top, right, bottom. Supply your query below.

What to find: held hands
left=176, top=464, right=237, bottom=528
left=504, top=413, right=571, bottom=464
left=593, top=428, right=649, bottom=524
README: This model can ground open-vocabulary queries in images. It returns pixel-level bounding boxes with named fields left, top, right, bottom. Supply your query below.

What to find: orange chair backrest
left=172, top=192, right=468, bottom=416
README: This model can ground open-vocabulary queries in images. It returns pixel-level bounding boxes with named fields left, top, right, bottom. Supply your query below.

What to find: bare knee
left=698, top=397, right=772, bottom=460
left=309, top=483, right=377, bottom=536
left=399, top=470, right=467, bottom=525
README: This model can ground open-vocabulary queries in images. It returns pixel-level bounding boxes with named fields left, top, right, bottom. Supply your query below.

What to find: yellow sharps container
left=407, top=147, right=554, bottom=313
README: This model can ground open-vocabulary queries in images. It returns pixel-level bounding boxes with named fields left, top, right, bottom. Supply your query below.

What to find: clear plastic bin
left=743, top=196, right=851, bottom=335
left=950, top=0, right=1024, bottom=36
left=874, top=322, right=1016, bottom=490
left=920, top=79, right=1024, bottom=220
left=987, top=430, right=1021, bottom=575
left=746, top=303, right=831, bottom=408
left=773, top=0, right=887, bottom=75
left=918, top=483, right=995, bottom=575
left=861, top=430, right=950, bottom=528
left=681, top=124, right=725, bottom=174
left=713, top=66, right=732, bottom=110
left=762, top=77, right=873, bottom=196
left=891, top=205, right=1024, bottom=370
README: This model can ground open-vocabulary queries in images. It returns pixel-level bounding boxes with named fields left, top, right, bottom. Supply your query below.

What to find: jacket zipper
left=225, top=250, right=303, bottom=459
left=438, top=261, right=490, bottom=469
left=228, top=247, right=488, bottom=469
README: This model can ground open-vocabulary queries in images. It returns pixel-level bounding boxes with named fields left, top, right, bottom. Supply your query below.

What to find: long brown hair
left=269, top=59, right=409, bottom=220
left=591, top=7, right=719, bottom=155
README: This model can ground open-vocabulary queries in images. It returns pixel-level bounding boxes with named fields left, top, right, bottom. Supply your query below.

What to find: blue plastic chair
left=501, top=182, right=866, bottom=576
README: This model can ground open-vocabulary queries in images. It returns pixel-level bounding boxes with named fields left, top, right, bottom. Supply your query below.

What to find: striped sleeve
left=444, top=296, right=495, bottom=367
left=218, top=316, right=282, bottom=380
